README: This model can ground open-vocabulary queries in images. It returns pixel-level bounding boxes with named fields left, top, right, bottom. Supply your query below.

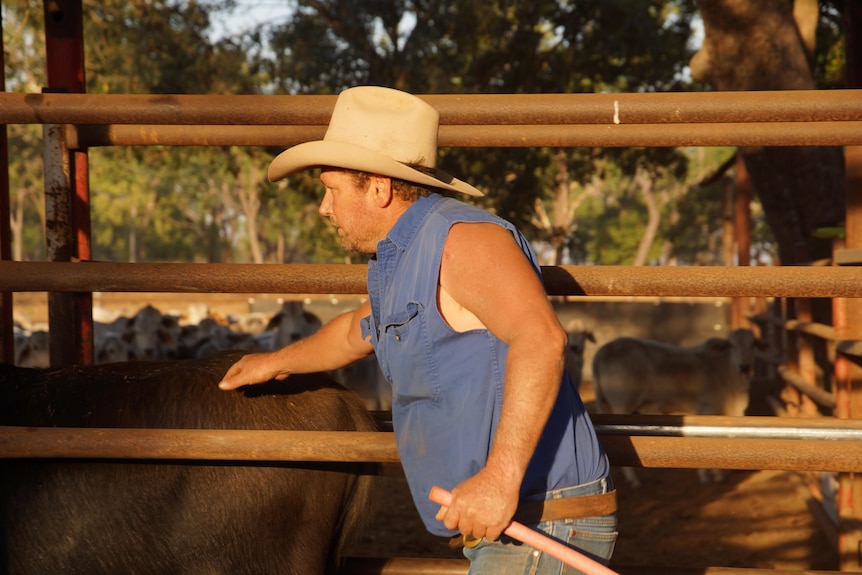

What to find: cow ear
left=586, top=331, right=596, bottom=343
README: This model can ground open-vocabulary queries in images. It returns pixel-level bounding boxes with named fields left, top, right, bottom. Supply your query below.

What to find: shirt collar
left=377, top=193, right=444, bottom=253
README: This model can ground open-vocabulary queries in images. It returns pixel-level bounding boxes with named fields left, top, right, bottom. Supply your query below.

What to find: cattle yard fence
left=2, top=90, right=862, bottom=574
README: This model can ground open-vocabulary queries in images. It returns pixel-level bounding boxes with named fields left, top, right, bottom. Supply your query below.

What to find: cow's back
left=0, top=351, right=378, bottom=575
left=592, top=336, right=739, bottom=415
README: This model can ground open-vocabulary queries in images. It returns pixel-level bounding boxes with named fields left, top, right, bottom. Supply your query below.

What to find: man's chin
left=340, top=240, right=375, bottom=255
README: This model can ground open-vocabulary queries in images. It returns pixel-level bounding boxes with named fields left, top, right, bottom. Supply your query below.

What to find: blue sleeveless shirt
left=359, top=193, right=609, bottom=537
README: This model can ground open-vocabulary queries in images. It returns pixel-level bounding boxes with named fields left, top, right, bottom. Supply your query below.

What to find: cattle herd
left=4, top=301, right=766, bottom=573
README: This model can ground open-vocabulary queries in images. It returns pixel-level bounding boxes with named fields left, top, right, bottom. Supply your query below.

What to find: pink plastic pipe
left=429, top=486, right=620, bottom=575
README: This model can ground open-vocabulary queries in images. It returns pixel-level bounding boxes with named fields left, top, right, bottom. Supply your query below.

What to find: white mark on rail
left=613, top=100, right=620, bottom=125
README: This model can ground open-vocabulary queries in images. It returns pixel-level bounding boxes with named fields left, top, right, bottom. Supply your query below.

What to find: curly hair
left=347, top=166, right=437, bottom=202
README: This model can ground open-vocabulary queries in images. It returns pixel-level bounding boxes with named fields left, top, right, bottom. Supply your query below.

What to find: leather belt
left=513, top=489, right=617, bottom=524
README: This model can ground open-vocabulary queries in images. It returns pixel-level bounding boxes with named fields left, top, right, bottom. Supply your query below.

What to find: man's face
left=318, top=169, right=380, bottom=254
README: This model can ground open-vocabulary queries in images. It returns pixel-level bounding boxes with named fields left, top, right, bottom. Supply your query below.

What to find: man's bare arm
left=218, top=301, right=374, bottom=390
left=434, top=223, right=566, bottom=541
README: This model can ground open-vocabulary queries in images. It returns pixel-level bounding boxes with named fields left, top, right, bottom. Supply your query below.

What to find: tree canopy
left=2, top=0, right=848, bottom=267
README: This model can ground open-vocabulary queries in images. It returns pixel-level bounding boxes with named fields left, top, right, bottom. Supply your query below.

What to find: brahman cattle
left=266, top=301, right=323, bottom=350
left=0, top=350, right=378, bottom=574
left=592, top=328, right=762, bottom=486
left=12, top=329, right=49, bottom=368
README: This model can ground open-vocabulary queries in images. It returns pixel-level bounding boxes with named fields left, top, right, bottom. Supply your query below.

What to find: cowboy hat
left=267, top=86, right=483, bottom=197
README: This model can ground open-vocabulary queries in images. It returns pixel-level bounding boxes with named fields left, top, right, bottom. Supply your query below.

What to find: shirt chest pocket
left=378, top=302, right=440, bottom=405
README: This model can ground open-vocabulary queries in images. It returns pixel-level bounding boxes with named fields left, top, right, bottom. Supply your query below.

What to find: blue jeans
left=463, top=477, right=618, bottom=575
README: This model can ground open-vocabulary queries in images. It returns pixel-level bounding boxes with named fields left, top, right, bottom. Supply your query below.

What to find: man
left=219, top=86, right=617, bottom=574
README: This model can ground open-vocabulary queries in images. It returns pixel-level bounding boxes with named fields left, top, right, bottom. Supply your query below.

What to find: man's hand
left=434, top=467, right=520, bottom=542
left=218, top=352, right=289, bottom=390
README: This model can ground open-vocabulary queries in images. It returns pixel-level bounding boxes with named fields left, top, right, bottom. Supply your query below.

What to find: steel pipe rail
left=2, top=261, right=861, bottom=298
left=600, top=436, right=862, bottom=473
left=0, top=427, right=401, bottom=463
left=3, top=419, right=862, bottom=472
left=3, top=90, right=860, bottom=126
left=591, top=414, right=862, bottom=441
left=777, top=365, right=838, bottom=410
left=341, top=558, right=842, bottom=575
left=66, top=121, right=862, bottom=148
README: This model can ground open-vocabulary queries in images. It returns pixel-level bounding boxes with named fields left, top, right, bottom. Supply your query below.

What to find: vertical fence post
left=43, top=122, right=77, bottom=367
left=43, top=0, right=93, bottom=365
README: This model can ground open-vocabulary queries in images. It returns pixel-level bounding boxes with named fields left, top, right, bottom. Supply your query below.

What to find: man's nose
left=318, top=191, right=332, bottom=217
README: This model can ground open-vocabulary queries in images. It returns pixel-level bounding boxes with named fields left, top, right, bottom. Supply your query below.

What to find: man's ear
left=371, top=175, right=393, bottom=207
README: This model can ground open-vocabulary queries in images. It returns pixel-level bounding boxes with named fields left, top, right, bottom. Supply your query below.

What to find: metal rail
left=341, top=558, right=842, bottom=575
left=65, top=121, right=862, bottom=148
left=3, top=90, right=860, bottom=125
left=2, top=261, right=861, bottom=298
left=591, top=414, right=862, bottom=441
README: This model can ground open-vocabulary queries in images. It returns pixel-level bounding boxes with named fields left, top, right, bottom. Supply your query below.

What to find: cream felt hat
left=267, top=86, right=483, bottom=197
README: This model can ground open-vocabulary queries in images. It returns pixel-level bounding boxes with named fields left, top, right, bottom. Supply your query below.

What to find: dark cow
left=0, top=350, right=379, bottom=574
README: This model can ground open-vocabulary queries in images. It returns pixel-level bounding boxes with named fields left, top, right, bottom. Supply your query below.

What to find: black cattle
left=0, top=350, right=379, bottom=575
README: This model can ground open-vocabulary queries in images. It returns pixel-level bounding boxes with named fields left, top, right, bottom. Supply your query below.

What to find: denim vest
left=360, top=194, right=609, bottom=536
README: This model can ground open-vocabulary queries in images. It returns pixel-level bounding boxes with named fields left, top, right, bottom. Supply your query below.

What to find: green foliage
left=2, top=0, right=841, bottom=265
left=814, top=0, right=847, bottom=89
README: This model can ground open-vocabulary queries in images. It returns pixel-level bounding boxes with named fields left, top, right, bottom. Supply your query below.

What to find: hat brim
left=268, top=140, right=484, bottom=197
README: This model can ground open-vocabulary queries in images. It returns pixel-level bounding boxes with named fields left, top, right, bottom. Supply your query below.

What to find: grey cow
left=592, top=328, right=762, bottom=486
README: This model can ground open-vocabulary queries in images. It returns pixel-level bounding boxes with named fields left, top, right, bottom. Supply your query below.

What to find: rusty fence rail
left=2, top=261, right=861, bottom=299
left=342, top=558, right=843, bottom=575
left=3, top=90, right=861, bottom=125
left=3, top=415, right=862, bottom=474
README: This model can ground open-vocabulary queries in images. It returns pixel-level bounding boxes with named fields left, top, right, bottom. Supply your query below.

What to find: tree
left=691, top=0, right=846, bottom=266
left=3, top=1, right=49, bottom=261
left=260, top=0, right=700, bottom=261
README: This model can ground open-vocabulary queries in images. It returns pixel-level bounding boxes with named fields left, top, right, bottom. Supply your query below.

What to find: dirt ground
left=349, top=382, right=841, bottom=572
left=349, top=466, right=839, bottom=571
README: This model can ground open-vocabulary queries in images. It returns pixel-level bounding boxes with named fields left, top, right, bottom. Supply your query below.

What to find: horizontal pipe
left=67, top=121, right=862, bottom=148
left=342, top=557, right=470, bottom=575
left=3, top=420, right=862, bottom=472
left=0, top=427, right=402, bottom=462
left=777, top=365, right=837, bottom=409
left=592, top=414, right=862, bottom=441
left=601, top=435, right=862, bottom=473
left=1, top=261, right=861, bottom=298
left=784, top=319, right=837, bottom=341
left=837, top=339, right=862, bottom=359
left=749, top=314, right=840, bottom=343
left=3, top=90, right=861, bottom=126
left=341, top=558, right=842, bottom=575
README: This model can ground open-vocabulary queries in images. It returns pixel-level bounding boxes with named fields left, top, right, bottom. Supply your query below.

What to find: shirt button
left=395, top=334, right=401, bottom=341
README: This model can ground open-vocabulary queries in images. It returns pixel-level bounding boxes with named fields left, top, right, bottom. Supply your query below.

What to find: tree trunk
left=692, top=0, right=845, bottom=267
left=633, top=168, right=660, bottom=266
left=237, top=165, right=264, bottom=264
